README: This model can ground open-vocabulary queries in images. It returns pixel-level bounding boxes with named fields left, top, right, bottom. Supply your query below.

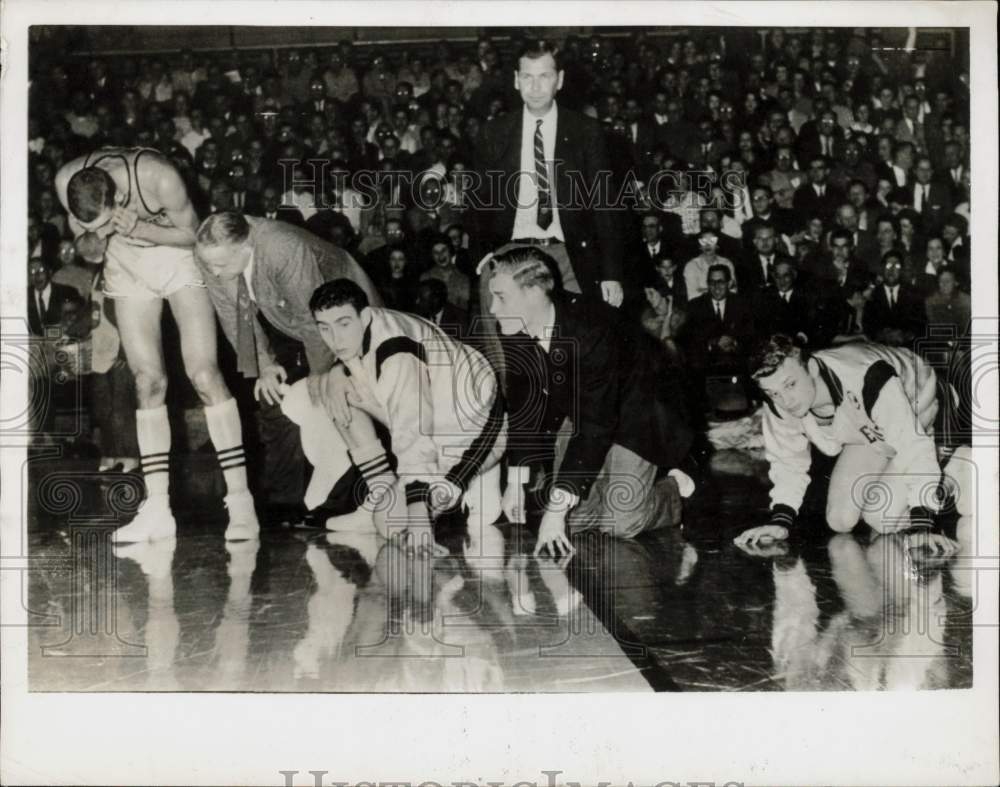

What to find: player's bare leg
left=111, top=296, right=175, bottom=542
left=169, top=286, right=259, bottom=541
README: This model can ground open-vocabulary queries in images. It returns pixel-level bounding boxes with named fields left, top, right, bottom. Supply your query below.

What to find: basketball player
left=55, top=148, right=259, bottom=542
left=735, top=334, right=958, bottom=555
left=279, top=279, right=506, bottom=556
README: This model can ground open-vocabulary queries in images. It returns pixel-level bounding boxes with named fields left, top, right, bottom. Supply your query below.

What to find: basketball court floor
left=22, top=443, right=974, bottom=694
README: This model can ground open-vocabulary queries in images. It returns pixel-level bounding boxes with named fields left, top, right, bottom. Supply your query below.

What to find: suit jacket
left=911, top=181, right=953, bottom=232
left=864, top=283, right=926, bottom=348
left=628, top=118, right=661, bottom=169
left=792, top=182, right=845, bottom=224
left=682, top=292, right=755, bottom=362
left=737, top=252, right=796, bottom=293
left=28, top=282, right=78, bottom=336
left=753, top=287, right=815, bottom=345
left=202, top=217, right=382, bottom=377
left=472, top=105, right=624, bottom=294
left=740, top=211, right=796, bottom=250
left=797, top=127, right=848, bottom=164
left=895, top=117, right=927, bottom=152
left=849, top=229, right=882, bottom=274
left=680, top=138, right=728, bottom=170
left=501, top=294, right=693, bottom=499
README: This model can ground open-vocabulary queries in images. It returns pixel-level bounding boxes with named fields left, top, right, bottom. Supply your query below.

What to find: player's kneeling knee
left=826, top=505, right=860, bottom=533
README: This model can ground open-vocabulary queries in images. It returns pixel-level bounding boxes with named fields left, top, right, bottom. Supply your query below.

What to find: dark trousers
left=90, top=357, right=138, bottom=458
left=255, top=316, right=309, bottom=508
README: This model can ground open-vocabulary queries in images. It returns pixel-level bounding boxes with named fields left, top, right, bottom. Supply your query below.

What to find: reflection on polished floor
left=26, top=450, right=974, bottom=692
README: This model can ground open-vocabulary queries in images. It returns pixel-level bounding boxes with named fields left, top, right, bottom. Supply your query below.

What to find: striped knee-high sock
left=350, top=441, right=396, bottom=512
left=204, top=398, right=248, bottom=496
left=136, top=405, right=171, bottom=499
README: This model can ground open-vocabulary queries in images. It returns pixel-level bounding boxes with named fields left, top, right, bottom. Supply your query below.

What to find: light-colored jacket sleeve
left=762, top=405, right=813, bottom=513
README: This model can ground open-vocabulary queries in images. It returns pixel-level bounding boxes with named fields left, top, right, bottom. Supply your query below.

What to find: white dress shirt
left=512, top=102, right=565, bottom=241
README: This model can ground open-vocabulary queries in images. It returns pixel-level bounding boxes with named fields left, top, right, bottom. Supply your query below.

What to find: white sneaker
left=112, top=495, right=176, bottom=543
left=224, top=490, right=260, bottom=541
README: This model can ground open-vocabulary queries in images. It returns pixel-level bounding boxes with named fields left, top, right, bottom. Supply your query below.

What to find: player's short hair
left=309, top=278, right=370, bottom=315
left=486, top=245, right=557, bottom=294
left=66, top=167, right=116, bottom=222
left=196, top=211, right=250, bottom=246
left=750, top=333, right=809, bottom=380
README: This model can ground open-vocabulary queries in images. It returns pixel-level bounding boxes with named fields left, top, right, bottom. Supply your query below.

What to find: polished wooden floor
left=25, top=448, right=974, bottom=692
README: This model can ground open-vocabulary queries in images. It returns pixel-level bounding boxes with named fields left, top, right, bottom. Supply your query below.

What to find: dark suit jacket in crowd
left=753, top=287, right=816, bottom=345
left=737, top=252, right=796, bottom=294
left=472, top=105, right=625, bottom=295
left=911, top=181, right=953, bottom=232
left=864, top=283, right=927, bottom=348
left=501, top=293, right=693, bottom=500
left=28, top=283, right=78, bottom=336
left=682, top=292, right=755, bottom=369
left=792, top=182, right=845, bottom=224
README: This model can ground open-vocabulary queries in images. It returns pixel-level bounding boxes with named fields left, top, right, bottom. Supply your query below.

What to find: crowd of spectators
left=26, top=27, right=973, bottom=462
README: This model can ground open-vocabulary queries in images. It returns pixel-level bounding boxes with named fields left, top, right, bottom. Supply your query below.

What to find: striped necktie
left=534, top=119, right=552, bottom=230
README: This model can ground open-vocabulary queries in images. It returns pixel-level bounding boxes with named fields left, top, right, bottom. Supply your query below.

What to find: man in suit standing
left=473, top=40, right=623, bottom=306
left=194, top=212, right=382, bottom=520
left=28, top=258, right=78, bottom=337
left=472, top=41, right=625, bottom=382
left=485, top=246, right=695, bottom=555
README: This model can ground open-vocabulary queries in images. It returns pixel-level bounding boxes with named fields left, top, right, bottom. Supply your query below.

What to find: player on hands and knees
left=735, top=334, right=958, bottom=556
left=279, top=279, right=506, bottom=558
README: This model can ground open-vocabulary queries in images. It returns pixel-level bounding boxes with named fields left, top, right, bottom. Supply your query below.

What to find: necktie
left=715, top=301, right=724, bottom=322
left=822, top=136, right=829, bottom=155
left=763, top=256, right=772, bottom=280
left=889, top=288, right=896, bottom=309
left=534, top=119, right=552, bottom=230
left=38, top=291, right=46, bottom=321
left=922, top=185, right=930, bottom=210
left=236, top=275, right=259, bottom=378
